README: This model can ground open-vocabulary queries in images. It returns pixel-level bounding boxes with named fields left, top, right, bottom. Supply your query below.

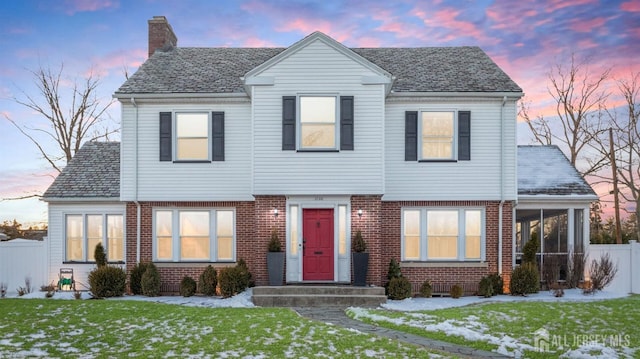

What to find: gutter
left=498, top=96, right=507, bottom=276
left=131, top=97, right=141, bottom=264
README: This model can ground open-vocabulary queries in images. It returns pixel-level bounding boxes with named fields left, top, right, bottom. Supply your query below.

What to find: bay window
left=154, top=209, right=235, bottom=262
left=402, top=208, right=484, bottom=261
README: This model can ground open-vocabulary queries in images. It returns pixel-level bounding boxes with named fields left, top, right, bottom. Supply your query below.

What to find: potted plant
left=352, top=230, right=369, bottom=286
left=266, top=229, right=285, bottom=286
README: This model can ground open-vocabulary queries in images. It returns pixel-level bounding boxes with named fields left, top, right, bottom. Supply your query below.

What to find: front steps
left=252, top=285, right=387, bottom=307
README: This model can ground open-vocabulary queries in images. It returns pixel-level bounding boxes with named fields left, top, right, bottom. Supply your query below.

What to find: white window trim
left=401, top=207, right=485, bottom=262
left=297, top=94, right=339, bottom=150
left=152, top=208, right=236, bottom=262
left=418, top=109, right=457, bottom=161
left=64, top=213, right=125, bottom=262
left=173, top=111, right=211, bottom=161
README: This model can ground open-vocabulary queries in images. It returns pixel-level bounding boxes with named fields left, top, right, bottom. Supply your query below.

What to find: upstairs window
left=159, top=112, right=225, bottom=162
left=405, top=110, right=470, bottom=161
left=300, top=96, right=337, bottom=149
left=421, top=111, right=454, bottom=160
left=282, top=96, right=354, bottom=151
left=176, top=113, right=209, bottom=161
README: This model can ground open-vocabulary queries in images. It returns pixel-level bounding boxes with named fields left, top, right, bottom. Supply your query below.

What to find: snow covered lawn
left=348, top=291, right=639, bottom=358
left=0, top=291, right=447, bottom=358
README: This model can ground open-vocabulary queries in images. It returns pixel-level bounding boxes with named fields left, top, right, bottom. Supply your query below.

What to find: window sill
left=400, top=261, right=488, bottom=268
left=154, top=262, right=236, bottom=268
left=418, top=159, right=458, bottom=163
left=172, top=160, right=212, bottom=163
left=62, top=261, right=125, bottom=265
left=296, top=149, right=340, bottom=153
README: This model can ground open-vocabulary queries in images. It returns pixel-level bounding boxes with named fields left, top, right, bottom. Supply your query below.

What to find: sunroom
left=515, top=146, right=598, bottom=282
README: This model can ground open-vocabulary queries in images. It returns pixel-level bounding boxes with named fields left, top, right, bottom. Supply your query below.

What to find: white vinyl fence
left=0, top=239, right=48, bottom=295
left=588, top=240, right=640, bottom=294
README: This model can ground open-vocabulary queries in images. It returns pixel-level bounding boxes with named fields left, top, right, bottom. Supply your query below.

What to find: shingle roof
left=43, top=142, right=120, bottom=199
left=517, top=145, right=597, bottom=197
left=115, top=46, right=521, bottom=95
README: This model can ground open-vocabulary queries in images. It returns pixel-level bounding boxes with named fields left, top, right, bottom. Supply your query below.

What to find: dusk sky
left=1, top=0, right=639, bottom=226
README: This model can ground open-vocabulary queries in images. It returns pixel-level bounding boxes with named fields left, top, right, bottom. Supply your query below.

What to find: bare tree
left=519, top=54, right=611, bottom=176
left=4, top=63, right=116, bottom=173
left=605, top=73, right=640, bottom=240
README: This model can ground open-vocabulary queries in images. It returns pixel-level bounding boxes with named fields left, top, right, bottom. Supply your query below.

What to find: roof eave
left=388, top=91, right=524, bottom=99
left=113, top=92, right=249, bottom=100
left=517, top=194, right=599, bottom=202
left=42, top=197, right=121, bottom=203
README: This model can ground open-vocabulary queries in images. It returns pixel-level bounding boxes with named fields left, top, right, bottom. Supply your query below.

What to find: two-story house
left=42, top=16, right=596, bottom=294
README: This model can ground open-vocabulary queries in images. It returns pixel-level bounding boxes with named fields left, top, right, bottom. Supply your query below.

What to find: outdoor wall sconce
left=273, top=208, right=279, bottom=218
left=357, top=209, right=363, bottom=218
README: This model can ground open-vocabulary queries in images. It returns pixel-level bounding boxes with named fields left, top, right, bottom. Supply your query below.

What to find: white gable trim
left=243, top=32, right=392, bottom=87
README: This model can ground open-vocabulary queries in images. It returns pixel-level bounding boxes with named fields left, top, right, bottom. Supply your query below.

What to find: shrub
left=387, top=277, right=412, bottom=300
left=385, top=259, right=403, bottom=295
left=74, top=291, right=82, bottom=300
left=585, top=253, right=618, bottom=293
left=567, top=252, right=587, bottom=289
left=180, top=276, right=197, bottom=297
left=522, top=235, right=538, bottom=264
left=88, top=265, right=127, bottom=298
left=510, top=262, right=540, bottom=295
left=419, top=281, right=432, bottom=298
left=141, top=263, right=161, bottom=297
left=199, top=265, right=218, bottom=296
left=267, top=229, right=281, bottom=252
left=387, top=258, right=402, bottom=280
left=94, top=242, right=107, bottom=267
left=237, top=258, right=254, bottom=288
left=40, top=284, right=56, bottom=292
left=352, top=230, right=367, bottom=252
left=478, top=277, right=494, bottom=298
left=218, top=261, right=253, bottom=298
left=0, top=283, right=6, bottom=298
left=486, top=273, right=504, bottom=295
left=449, top=284, right=463, bottom=299
left=129, top=262, right=149, bottom=295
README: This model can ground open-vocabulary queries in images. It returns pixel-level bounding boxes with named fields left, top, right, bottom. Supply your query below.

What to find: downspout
left=498, top=96, right=507, bottom=276
left=131, top=98, right=141, bottom=264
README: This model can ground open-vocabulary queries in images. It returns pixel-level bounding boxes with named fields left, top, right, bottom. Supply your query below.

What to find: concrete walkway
left=294, top=307, right=509, bottom=359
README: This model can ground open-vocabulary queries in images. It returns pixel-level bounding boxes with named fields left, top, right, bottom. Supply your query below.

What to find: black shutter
left=340, top=96, right=354, bottom=150
left=159, top=112, right=172, bottom=161
left=405, top=111, right=418, bottom=161
left=282, top=96, right=296, bottom=150
left=458, top=111, right=471, bottom=161
left=212, top=112, right=225, bottom=161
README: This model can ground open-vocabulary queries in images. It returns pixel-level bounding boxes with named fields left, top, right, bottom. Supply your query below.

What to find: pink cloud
left=89, top=48, right=146, bottom=78
left=413, top=6, right=501, bottom=45
left=0, top=169, right=56, bottom=198
left=570, top=17, right=607, bottom=33
left=620, top=0, right=640, bottom=12
left=276, top=18, right=354, bottom=43
left=243, top=37, right=279, bottom=47
left=356, top=37, right=383, bottom=47
left=63, top=0, right=119, bottom=15
left=545, top=0, right=598, bottom=12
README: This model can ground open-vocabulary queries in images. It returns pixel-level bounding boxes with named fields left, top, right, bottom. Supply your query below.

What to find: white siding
left=384, top=99, right=518, bottom=201
left=252, top=38, right=385, bottom=195
left=120, top=102, right=253, bottom=201
left=47, top=202, right=126, bottom=287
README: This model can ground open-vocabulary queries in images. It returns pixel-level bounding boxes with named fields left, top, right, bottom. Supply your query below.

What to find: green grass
left=0, top=299, right=450, bottom=358
left=347, top=295, right=640, bottom=358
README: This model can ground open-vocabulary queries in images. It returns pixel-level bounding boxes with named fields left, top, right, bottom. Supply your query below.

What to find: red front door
left=302, top=209, right=334, bottom=281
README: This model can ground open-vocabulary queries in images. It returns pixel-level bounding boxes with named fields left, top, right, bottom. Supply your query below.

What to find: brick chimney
left=148, top=16, right=177, bottom=58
